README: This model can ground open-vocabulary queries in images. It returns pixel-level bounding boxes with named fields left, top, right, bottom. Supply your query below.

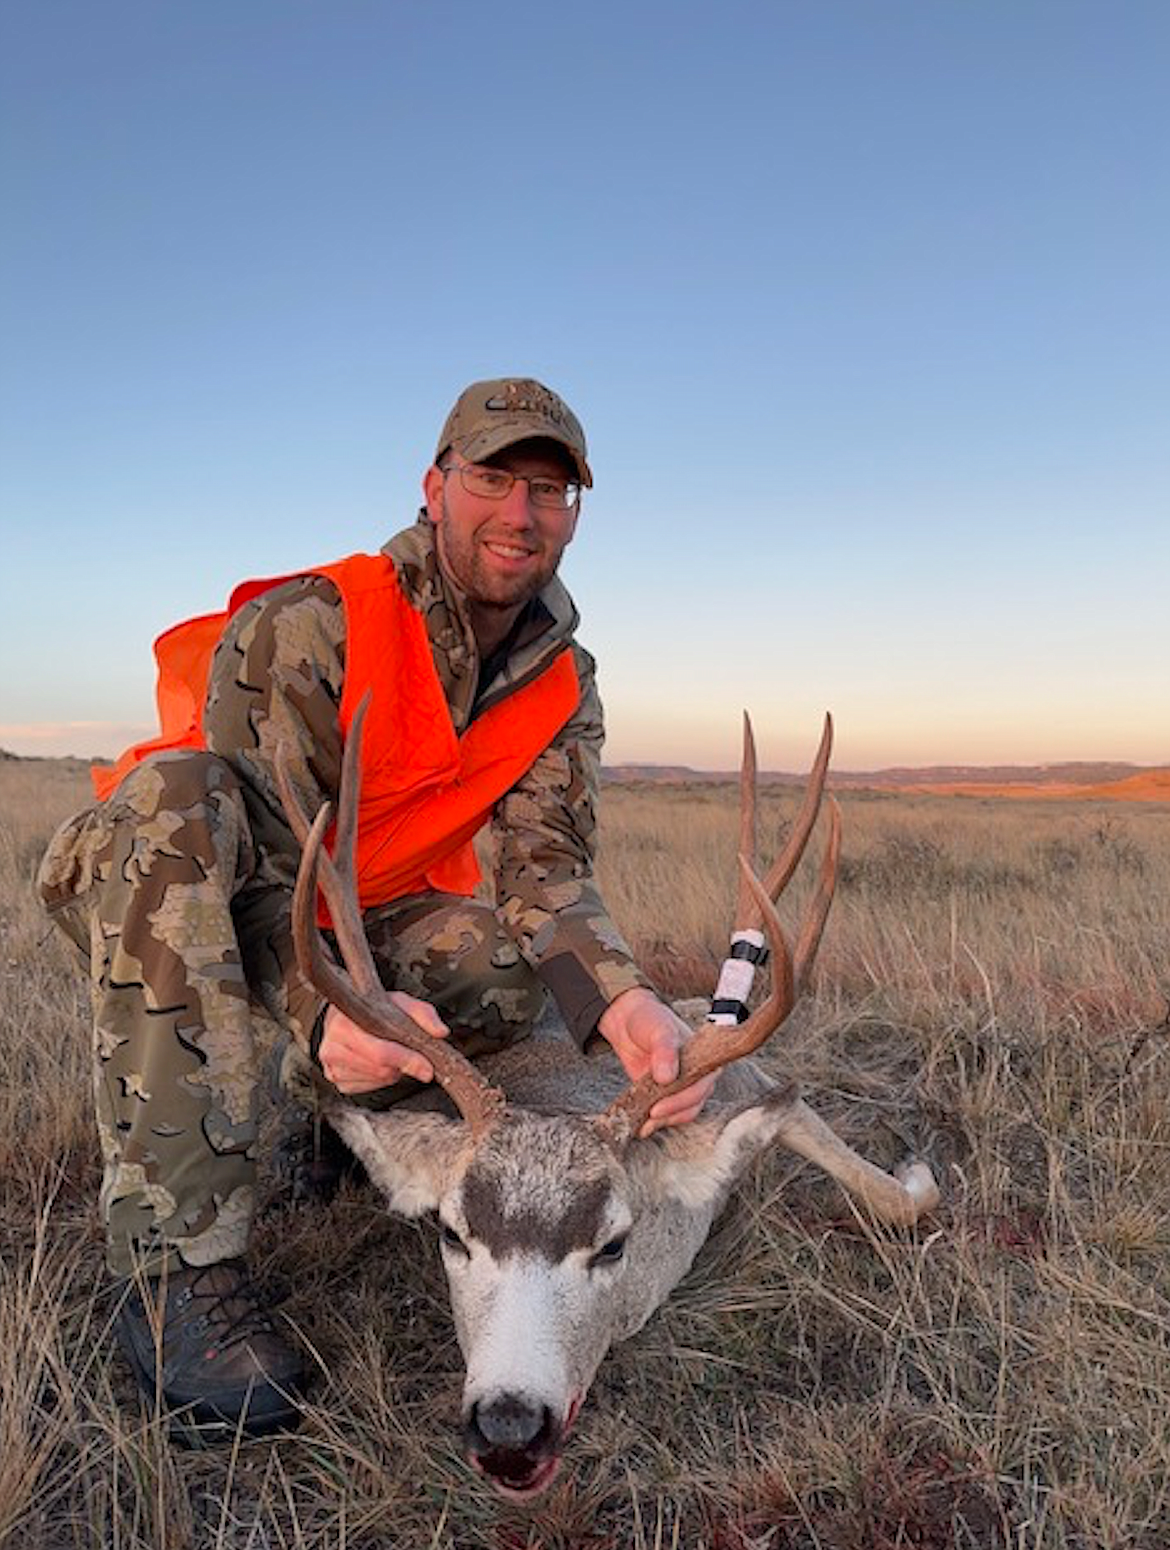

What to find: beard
left=435, top=495, right=566, bottom=613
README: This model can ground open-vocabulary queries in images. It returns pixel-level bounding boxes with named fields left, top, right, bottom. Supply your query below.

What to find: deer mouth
left=473, top=1449, right=563, bottom=1501
left=467, top=1424, right=564, bottom=1500
left=465, top=1391, right=582, bottom=1499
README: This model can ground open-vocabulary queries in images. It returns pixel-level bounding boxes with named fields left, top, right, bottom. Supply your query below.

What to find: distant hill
left=603, top=761, right=1170, bottom=802
left=901, top=770, right=1170, bottom=803
left=0, top=748, right=94, bottom=774
left=4, top=749, right=1167, bottom=802
left=604, top=759, right=1160, bottom=786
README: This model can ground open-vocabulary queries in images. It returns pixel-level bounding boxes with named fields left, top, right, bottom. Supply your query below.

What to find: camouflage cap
left=435, top=377, right=593, bottom=488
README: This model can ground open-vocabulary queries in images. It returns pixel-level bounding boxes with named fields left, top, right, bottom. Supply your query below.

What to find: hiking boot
left=115, top=1260, right=306, bottom=1442
left=270, top=1105, right=366, bottom=1206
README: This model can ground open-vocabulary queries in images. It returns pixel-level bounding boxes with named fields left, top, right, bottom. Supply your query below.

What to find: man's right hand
left=318, top=996, right=449, bottom=1094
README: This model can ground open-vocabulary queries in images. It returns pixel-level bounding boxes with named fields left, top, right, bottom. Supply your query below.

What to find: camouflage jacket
left=202, top=516, right=648, bottom=1047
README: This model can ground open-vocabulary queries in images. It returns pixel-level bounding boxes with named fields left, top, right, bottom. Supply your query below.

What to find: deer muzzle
left=464, top=1391, right=567, bottom=1498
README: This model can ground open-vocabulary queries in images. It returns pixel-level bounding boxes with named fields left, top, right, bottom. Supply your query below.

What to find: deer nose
left=466, top=1393, right=553, bottom=1452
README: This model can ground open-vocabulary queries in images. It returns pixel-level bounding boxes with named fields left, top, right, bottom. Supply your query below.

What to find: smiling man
left=38, top=376, right=713, bottom=1442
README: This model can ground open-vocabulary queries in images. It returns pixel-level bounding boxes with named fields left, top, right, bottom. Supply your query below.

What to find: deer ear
left=644, top=1085, right=801, bottom=1209
left=326, top=1107, right=468, bottom=1217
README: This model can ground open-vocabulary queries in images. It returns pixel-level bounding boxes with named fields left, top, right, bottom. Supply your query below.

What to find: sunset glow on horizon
left=3, top=6, right=1167, bottom=773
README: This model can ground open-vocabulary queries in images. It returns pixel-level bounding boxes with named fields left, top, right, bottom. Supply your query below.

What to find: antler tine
left=275, top=702, right=381, bottom=998
left=599, top=856, right=798, bottom=1144
left=735, top=711, right=758, bottom=928
left=598, top=717, right=841, bottom=1147
left=272, top=692, right=370, bottom=874
left=794, top=796, right=841, bottom=991
left=739, top=712, right=833, bottom=931
left=330, top=691, right=367, bottom=894
left=291, top=801, right=379, bottom=1008
left=281, top=708, right=506, bottom=1136
left=274, top=741, right=315, bottom=849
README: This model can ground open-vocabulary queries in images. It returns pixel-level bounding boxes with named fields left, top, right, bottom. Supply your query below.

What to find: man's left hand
left=596, top=986, right=716, bottom=1137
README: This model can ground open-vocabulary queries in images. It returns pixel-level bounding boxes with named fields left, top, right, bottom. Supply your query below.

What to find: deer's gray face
left=438, top=1116, right=634, bottom=1498
left=329, top=1094, right=792, bottom=1498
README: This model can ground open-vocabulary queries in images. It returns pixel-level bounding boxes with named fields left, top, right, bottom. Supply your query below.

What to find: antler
left=599, top=714, right=840, bottom=1145
left=275, top=694, right=506, bottom=1137
left=741, top=712, right=834, bottom=945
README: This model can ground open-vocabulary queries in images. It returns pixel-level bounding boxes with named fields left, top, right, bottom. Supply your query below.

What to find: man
left=38, top=377, right=712, bottom=1441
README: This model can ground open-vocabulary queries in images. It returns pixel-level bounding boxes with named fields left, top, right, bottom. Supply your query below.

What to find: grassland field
left=1, top=756, right=1168, bottom=1549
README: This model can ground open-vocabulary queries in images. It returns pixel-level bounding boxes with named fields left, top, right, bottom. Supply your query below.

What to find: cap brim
left=449, top=421, right=593, bottom=488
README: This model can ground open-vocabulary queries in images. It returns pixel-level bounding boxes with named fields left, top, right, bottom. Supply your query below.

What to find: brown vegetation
left=1, top=761, right=1169, bottom=1547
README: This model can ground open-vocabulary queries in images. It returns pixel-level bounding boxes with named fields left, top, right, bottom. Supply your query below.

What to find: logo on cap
left=484, top=380, right=572, bottom=430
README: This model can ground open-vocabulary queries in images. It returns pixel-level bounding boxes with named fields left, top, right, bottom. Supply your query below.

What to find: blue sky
left=2, top=2, right=1167, bottom=771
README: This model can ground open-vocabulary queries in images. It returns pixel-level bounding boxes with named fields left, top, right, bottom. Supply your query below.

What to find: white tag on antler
left=708, top=930, right=767, bottom=1024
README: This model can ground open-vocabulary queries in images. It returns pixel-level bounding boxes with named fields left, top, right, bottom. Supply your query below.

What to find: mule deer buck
left=276, top=706, right=939, bottom=1501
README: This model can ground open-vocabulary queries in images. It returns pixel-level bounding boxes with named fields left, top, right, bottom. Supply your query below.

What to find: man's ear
left=422, top=463, right=446, bottom=525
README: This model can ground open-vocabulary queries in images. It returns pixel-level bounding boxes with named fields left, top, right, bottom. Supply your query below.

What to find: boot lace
left=170, top=1263, right=284, bottom=1351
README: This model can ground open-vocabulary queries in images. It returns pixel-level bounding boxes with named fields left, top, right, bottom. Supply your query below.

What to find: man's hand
left=596, top=986, right=716, bottom=1137
left=318, top=995, right=449, bottom=1094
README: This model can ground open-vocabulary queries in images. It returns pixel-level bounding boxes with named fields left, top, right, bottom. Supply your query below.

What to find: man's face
left=424, top=442, right=580, bottom=613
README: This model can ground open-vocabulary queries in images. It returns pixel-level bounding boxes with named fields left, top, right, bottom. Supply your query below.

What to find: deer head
left=277, top=703, right=939, bottom=1499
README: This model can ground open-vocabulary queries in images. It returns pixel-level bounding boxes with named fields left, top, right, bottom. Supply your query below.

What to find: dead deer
left=276, top=706, right=939, bottom=1501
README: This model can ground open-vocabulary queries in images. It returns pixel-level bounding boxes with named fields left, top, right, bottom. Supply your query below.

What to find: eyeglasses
left=442, top=459, right=581, bottom=512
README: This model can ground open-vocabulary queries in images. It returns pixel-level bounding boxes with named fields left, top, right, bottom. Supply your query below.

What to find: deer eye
left=438, top=1221, right=468, bottom=1257
left=590, top=1234, right=628, bottom=1269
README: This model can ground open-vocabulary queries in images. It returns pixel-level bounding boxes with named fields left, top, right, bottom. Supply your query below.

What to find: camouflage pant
left=37, top=750, right=544, bottom=1275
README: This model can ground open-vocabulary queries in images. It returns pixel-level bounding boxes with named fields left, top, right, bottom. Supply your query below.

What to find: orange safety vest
left=93, top=553, right=581, bottom=917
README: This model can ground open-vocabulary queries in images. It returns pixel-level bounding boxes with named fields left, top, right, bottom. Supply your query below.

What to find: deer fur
left=274, top=709, right=939, bottom=1498
left=302, top=1014, right=937, bottom=1500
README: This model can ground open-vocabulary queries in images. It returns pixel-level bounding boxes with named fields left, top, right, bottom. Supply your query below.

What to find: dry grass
left=2, top=758, right=1169, bottom=1548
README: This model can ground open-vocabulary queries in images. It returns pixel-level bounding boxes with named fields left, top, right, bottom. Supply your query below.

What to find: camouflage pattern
left=434, top=376, right=593, bottom=488
left=39, top=760, right=552, bottom=1272
left=39, top=516, right=647, bottom=1274
left=201, top=517, right=647, bottom=1044
left=353, top=890, right=548, bottom=1108
left=39, top=751, right=279, bottom=1274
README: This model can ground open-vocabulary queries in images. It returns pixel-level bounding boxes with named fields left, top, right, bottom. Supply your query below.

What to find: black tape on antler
left=729, top=937, right=769, bottom=966
left=710, top=997, right=750, bottom=1024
